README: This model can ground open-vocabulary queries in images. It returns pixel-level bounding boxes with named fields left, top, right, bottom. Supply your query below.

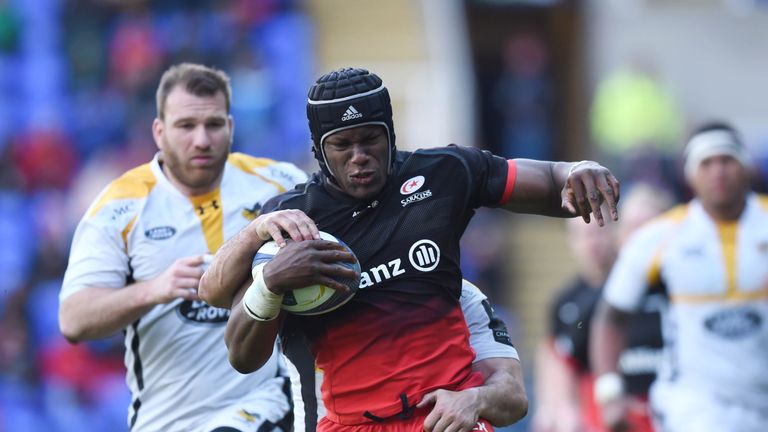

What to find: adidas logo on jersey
left=341, top=105, right=363, bottom=121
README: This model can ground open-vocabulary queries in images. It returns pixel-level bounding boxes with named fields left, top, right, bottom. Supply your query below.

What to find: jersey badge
left=144, top=226, right=176, bottom=240
left=236, top=409, right=259, bottom=423
left=242, top=202, right=261, bottom=221
left=481, top=299, right=514, bottom=347
left=400, top=176, right=425, bottom=195
left=400, top=176, right=432, bottom=207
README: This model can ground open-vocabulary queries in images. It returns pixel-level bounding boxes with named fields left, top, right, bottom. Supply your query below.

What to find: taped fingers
left=569, top=177, right=592, bottom=224
left=597, top=172, right=621, bottom=221
left=581, top=175, right=605, bottom=226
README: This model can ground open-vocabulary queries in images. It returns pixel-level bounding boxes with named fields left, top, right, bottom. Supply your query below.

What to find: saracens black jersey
left=263, top=145, right=515, bottom=425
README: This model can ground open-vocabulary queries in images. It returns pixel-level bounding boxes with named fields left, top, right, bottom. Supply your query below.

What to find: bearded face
left=153, top=86, right=233, bottom=195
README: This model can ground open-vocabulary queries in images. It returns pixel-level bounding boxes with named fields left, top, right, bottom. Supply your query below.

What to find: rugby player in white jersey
left=590, top=122, right=768, bottom=432
left=59, top=63, right=308, bottom=432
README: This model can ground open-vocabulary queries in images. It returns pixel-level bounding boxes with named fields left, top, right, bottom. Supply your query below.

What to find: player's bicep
left=61, top=216, right=130, bottom=302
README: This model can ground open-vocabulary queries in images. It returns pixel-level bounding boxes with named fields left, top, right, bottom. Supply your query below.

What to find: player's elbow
left=493, top=389, right=528, bottom=426
left=508, top=391, right=529, bottom=424
left=58, top=312, right=86, bottom=343
left=228, top=348, right=268, bottom=374
left=198, top=273, right=227, bottom=308
left=59, top=297, right=89, bottom=343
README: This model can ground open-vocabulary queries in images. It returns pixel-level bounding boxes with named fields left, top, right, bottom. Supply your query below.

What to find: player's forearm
left=533, top=341, right=575, bottom=418
left=533, top=340, right=583, bottom=431
left=199, top=223, right=265, bottom=308
left=225, top=290, right=282, bottom=373
left=589, top=300, right=629, bottom=375
left=59, top=283, right=155, bottom=342
left=472, top=358, right=528, bottom=426
left=503, top=160, right=573, bottom=217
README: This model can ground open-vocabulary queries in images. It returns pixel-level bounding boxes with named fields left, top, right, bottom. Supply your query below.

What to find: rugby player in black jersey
left=200, top=68, right=620, bottom=432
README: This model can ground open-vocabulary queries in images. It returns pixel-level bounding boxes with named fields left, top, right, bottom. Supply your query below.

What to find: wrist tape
left=241, top=264, right=283, bottom=321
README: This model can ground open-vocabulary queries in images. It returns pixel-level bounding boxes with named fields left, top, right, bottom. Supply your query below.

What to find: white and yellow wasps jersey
left=62, top=152, right=307, bottom=432
left=603, top=193, right=768, bottom=410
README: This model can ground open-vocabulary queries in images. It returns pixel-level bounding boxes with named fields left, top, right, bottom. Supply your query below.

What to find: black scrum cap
left=306, top=68, right=396, bottom=180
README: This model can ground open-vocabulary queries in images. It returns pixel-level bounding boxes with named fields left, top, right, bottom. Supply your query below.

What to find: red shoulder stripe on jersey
left=499, top=159, right=517, bottom=205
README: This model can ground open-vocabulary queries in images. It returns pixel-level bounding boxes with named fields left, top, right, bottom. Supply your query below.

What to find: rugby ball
left=251, top=231, right=361, bottom=315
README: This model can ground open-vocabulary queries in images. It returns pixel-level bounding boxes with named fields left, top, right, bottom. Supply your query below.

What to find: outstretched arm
left=199, top=209, right=321, bottom=308
left=506, top=159, right=620, bottom=226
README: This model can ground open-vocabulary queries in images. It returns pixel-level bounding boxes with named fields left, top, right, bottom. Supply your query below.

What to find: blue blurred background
left=1, top=0, right=767, bottom=430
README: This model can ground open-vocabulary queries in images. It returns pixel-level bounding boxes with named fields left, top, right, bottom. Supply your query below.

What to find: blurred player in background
left=533, top=185, right=672, bottom=432
left=591, top=122, right=768, bottom=432
left=200, top=67, right=620, bottom=431
left=58, top=63, right=307, bottom=432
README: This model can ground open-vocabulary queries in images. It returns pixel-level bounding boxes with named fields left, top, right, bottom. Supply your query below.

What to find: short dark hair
left=155, top=63, right=232, bottom=119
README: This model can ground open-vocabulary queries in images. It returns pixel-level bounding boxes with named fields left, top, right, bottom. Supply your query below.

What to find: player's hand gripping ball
left=251, top=231, right=361, bottom=315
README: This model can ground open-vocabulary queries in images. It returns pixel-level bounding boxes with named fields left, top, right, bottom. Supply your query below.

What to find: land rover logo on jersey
left=704, top=308, right=762, bottom=339
left=409, top=239, right=440, bottom=272
left=177, top=300, right=230, bottom=324
left=400, top=176, right=425, bottom=195
left=145, top=226, right=176, bottom=240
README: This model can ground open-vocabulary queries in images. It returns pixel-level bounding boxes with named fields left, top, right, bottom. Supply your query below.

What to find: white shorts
left=650, top=379, right=768, bottom=432
left=198, top=376, right=294, bottom=432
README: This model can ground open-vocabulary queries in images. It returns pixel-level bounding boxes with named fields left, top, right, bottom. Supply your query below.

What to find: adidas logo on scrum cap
left=341, top=105, right=363, bottom=121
